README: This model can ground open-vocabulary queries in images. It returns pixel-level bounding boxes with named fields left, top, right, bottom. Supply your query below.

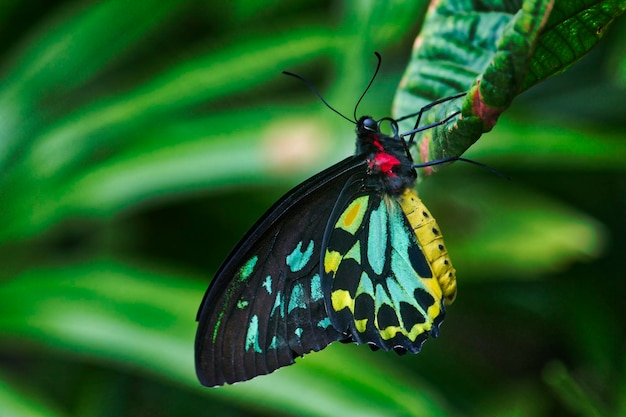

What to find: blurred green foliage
left=0, top=1, right=624, bottom=417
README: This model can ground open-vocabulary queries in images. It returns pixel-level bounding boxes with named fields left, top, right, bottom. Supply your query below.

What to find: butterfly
left=195, top=53, right=464, bottom=387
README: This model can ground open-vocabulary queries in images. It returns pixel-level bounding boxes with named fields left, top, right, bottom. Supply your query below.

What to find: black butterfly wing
left=321, top=178, right=447, bottom=354
left=195, top=155, right=366, bottom=387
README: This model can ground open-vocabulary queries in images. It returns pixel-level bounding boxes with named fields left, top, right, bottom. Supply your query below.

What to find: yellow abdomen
left=396, top=188, right=457, bottom=304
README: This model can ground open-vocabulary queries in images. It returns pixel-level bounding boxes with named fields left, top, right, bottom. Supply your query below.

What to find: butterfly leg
left=396, top=92, right=466, bottom=147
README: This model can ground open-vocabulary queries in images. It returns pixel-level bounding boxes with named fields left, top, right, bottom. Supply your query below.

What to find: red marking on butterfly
left=371, top=135, right=385, bottom=152
left=369, top=152, right=400, bottom=177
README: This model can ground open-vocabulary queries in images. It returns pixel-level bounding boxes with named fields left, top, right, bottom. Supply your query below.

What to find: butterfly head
left=355, top=116, right=417, bottom=196
left=357, top=116, right=378, bottom=133
left=355, top=115, right=401, bottom=138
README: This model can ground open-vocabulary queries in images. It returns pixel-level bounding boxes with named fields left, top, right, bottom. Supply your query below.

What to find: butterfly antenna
left=282, top=71, right=354, bottom=124
left=415, top=157, right=509, bottom=180
left=353, top=52, right=382, bottom=122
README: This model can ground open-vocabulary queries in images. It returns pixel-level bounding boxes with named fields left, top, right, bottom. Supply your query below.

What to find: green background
left=0, top=1, right=624, bottom=416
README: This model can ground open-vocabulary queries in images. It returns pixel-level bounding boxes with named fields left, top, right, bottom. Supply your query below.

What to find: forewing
left=195, top=156, right=364, bottom=387
left=322, top=182, right=446, bottom=353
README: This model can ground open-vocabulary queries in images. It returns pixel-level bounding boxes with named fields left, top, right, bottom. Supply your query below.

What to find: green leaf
left=394, top=0, right=625, bottom=163
left=524, top=0, right=626, bottom=90
left=543, top=361, right=610, bottom=417
left=470, top=382, right=548, bottom=417
left=0, top=106, right=341, bottom=242
left=0, top=26, right=337, bottom=243
left=0, top=373, right=67, bottom=417
left=18, top=27, right=335, bottom=181
left=419, top=175, right=607, bottom=278
left=460, top=116, right=626, bottom=170
left=0, top=260, right=199, bottom=385
left=225, top=344, right=456, bottom=417
left=0, top=1, right=182, bottom=100
left=0, top=0, right=622, bottom=415
left=0, top=0, right=183, bottom=169
left=0, top=260, right=455, bottom=417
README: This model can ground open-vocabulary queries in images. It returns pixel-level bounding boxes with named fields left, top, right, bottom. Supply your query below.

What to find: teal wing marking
left=286, top=240, right=315, bottom=272
left=195, top=157, right=365, bottom=387
left=196, top=87, right=463, bottom=388
left=322, top=185, right=445, bottom=353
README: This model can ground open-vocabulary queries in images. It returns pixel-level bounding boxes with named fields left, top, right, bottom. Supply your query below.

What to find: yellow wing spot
left=408, top=321, right=433, bottom=341
left=331, top=289, right=354, bottom=313
left=378, top=321, right=435, bottom=341
left=343, top=201, right=362, bottom=228
left=336, top=196, right=368, bottom=234
left=426, top=303, right=442, bottom=325
left=324, top=249, right=342, bottom=276
left=354, top=318, right=368, bottom=333
left=379, top=325, right=401, bottom=340
left=375, top=299, right=441, bottom=341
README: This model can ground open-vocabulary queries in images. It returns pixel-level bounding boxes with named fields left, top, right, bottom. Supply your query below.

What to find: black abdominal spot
left=414, top=288, right=436, bottom=312
left=377, top=304, right=400, bottom=328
